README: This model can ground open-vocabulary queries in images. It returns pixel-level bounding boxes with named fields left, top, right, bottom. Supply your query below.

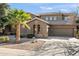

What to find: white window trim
left=46, top=16, right=49, bottom=21
left=64, top=17, right=68, bottom=22
left=50, top=16, right=52, bottom=21
left=53, top=16, right=57, bottom=21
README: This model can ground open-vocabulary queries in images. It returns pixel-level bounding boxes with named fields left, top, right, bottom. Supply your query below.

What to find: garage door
left=48, top=28, right=74, bottom=37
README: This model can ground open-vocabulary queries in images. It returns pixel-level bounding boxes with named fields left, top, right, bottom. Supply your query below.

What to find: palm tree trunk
left=16, top=23, right=20, bottom=43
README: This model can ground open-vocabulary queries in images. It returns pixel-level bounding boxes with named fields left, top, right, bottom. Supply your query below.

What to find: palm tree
left=7, top=9, right=31, bottom=43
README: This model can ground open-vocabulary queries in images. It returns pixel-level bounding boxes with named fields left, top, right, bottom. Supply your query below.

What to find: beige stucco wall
left=40, top=13, right=76, bottom=25
left=21, top=19, right=49, bottom=38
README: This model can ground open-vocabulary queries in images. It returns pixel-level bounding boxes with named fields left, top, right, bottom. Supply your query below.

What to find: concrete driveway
left=37, top=36, right=78, bottom=42
left=48, top=36, right=77, bottom=40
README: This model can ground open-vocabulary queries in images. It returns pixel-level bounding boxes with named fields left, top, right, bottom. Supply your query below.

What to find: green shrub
left=0, top=36, right=9, bottom=43
left=76, top=30, right=79, bottom=39
left=27, top=34, right=35, bottom=38
left=10, top=32, right=16, bottom=35
left=76, top=20, right=79, bottom=23
left=20, top=34, right=26, bottom=38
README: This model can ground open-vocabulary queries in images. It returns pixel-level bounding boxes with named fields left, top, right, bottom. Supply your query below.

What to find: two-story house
left=21, top=12, right=77, bottom=37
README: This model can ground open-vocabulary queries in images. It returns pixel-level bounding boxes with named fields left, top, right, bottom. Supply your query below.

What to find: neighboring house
left=20, top=12, right=78, bottom=38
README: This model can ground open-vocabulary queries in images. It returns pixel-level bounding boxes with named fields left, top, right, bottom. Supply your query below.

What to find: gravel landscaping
left=0, top=39, right=45, bottom=51
left=0, top=37, right=79, bottom=56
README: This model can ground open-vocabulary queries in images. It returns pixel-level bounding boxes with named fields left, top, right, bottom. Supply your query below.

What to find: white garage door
left=48, top=28, right=74, bottom=37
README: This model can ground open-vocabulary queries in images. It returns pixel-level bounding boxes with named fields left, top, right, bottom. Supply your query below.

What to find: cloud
left=73, top=4, right=79, bottom=7
left=59, top=8, right=72, bottom=13
left=60, top=9, right=68, bottom=12
left=68, top=3, right=79, bottom=8
left=40, top=6, right=53, bottom=10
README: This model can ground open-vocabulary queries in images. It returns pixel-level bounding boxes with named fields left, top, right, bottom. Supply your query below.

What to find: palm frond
left=21, top=22, right=30, bottom=30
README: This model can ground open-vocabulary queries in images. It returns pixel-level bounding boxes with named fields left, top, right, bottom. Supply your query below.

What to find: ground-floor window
left=37, top=24, right=40, bottom=34
left=33, top=24, right=40, bottom=34
left=33, top=24, right=35, bottom=34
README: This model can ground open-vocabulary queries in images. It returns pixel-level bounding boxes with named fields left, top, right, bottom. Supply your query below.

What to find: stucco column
left=46, top=25, right=49, bottom=37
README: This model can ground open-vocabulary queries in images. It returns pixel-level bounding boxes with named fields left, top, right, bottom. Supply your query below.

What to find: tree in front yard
left=0, top=3, right=10, bottom=34
left=7, top=9, right=31, bottom=43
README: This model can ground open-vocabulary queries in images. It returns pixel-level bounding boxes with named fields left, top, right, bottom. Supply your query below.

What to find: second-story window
left=54, top=16, right=57, bottom=21
left=46, top=16, right=49, bottom=21
left=50, top=16, right=52, bottom=21
left=51, top=16, right=57, bottom=21
left=64, top=17, right=68, bottom=22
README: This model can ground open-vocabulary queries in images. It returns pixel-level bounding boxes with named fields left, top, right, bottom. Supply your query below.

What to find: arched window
left=37, top=24, right=40, bottom=34
left=33, top=25, right=35, bottom=34
left=77, top=26, right=79, bottom=29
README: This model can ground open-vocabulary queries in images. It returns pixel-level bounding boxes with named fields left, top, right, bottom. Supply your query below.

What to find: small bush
left=76, top=20, right=79, bottom=23
left=76, top=30, right=79, bottom=39
left=27, top=34, right=35, bottom=38
left=20, top=35, right=26, bottom=38
left=0, top=36, right=9, bottom=43
left=10, top=32, right=16, bottom=35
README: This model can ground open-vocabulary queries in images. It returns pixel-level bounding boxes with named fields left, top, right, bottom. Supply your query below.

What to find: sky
left=8, top=3, right=79, bottom=14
